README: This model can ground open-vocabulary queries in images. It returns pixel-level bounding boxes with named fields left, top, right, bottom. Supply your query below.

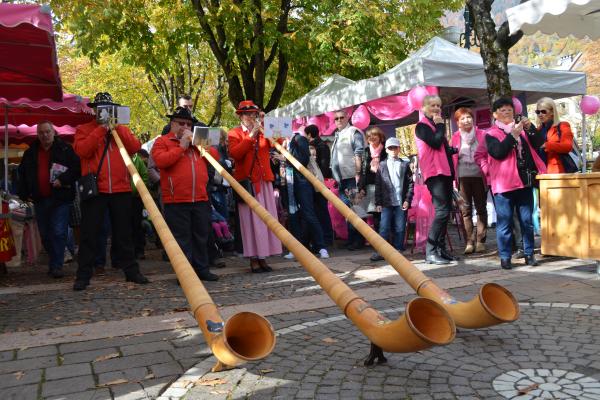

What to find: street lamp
left=460, top=7, right=479, bottom=49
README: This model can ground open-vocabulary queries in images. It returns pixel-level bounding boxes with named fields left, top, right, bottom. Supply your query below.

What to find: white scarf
left=459, top=128, right=476, bottom=163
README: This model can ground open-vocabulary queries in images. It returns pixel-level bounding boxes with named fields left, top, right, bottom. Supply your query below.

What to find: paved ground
left=1, top=228, right=599, bottom=400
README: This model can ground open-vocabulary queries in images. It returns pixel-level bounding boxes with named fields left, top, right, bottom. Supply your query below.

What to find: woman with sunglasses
left=523, top=97, right=574, bottom=174
left=228, top=100, right=282, bottom=273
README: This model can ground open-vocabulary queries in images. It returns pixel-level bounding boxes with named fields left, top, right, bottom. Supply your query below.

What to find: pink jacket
left=451, top=128, right=487, bottom=187
left=415, top=117, right=451, bottom=181
left=474, top=124, right=547, bottom=195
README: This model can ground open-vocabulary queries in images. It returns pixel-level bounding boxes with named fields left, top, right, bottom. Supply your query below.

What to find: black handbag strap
left=247, top=139, right=258, bottom=178
left=96, top=134, right=111, bottom=176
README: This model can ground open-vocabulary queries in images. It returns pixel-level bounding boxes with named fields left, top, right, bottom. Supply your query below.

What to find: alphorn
left=270, top=138, right=519, bottom=329
left=111, top=129, right=276, bottom=372
left=197, top=144, right=456, bottom=357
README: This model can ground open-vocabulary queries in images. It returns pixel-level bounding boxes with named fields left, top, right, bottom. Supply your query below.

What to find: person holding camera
left=450, top=107, right=488, bottom=254
left=228, top=100, right=282, bottom=273
left=18, top=121, right=80, bottom=279
left=475, top=97, right=546, bottom=270
left=415, top=95, right=457, bottom=265
left=72, top=92, right=149, bottom=291
left=151, top=107, right=220, bottom=282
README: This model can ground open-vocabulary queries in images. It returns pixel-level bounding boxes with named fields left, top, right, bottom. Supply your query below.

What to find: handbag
left=556, top=122, right=580, bottom=173
left=234, top=141, right=258, bottom=203
left=78, top=135, right=111, bottom=201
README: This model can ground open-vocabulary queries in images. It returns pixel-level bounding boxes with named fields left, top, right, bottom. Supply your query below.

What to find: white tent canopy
left=269, top=37, right=587, bottom=118
left=271, top=74, right=355, bottom=118
left=507, top=0, right=600, bottom=39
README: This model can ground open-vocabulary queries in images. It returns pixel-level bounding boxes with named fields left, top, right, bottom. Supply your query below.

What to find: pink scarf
left=495, top=120, right=523, bottom=155
left=369, top=143, right=383, bottom=173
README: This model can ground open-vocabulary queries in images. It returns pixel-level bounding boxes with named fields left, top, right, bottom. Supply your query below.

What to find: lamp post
left=460, top=7, right=479, bottom=49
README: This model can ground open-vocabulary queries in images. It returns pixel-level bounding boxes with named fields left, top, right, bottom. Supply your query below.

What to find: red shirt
left=37, top=147, right=51, bottom=198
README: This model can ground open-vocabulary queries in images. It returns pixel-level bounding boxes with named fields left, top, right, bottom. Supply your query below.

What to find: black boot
left=439, top=248, right=458, bottom=261
left=525, top=255, right=538, bottom=266
left=500, top=259, right=512, bottom=270
left=426, top=252, right=450, bottom=265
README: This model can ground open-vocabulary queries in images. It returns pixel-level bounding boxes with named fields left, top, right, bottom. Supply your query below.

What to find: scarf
left=495, top=120, right=523, bottom=156
left=459, top=128, right=476, bottom=163
left=369, top=143, right=383, bottom=173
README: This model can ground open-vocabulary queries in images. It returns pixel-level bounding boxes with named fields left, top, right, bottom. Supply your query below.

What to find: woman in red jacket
left=228, top=101, right=282, bottom=272
left=524, top=97, right=574, bottom=174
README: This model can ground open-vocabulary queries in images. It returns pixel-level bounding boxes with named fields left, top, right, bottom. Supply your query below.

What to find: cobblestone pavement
left=1, top=228, right=599, bottom=399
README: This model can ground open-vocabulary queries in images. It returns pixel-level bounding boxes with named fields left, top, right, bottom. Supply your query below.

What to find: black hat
left=166, top=106, right=194, bottom=121
left=87, top=92, right=120, bottom=107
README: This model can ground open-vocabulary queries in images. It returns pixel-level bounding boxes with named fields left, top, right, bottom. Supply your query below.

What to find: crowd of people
left=11, top=91, right=591, bottom=289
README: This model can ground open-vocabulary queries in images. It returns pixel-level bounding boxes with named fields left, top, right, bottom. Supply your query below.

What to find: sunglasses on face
left=334, top=116, right=346, bottom=121
left=535, top=109, right=549, bottom=115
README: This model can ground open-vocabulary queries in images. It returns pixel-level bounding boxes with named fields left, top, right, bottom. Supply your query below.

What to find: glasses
left=535, top=109, right=549, bottom=115
left=173, top=120, right=192, bottom=127
left=334, top=116, right=346, bottom=121
left=387, top=146, right=399, bottom=150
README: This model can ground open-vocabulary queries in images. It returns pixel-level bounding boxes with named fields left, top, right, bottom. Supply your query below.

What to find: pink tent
left=0, top=4, right=62, bottom=102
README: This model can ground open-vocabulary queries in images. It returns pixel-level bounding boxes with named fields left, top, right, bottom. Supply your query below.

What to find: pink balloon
left=292, top=117, right=305, bottom=131
left=512, top=97, right=523, bottom=115
left=581, top=95, right=600, bottom=115
left=407, top=86, right=430, bottom=111
left=307, top=114, right=329, bottom=134
left=351, top=105, right=370, bottom=130
left=426, top=86, right=439, bottom=96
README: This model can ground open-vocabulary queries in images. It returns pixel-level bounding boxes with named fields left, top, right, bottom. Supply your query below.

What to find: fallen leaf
left=260, top=369, right=274, bottom=374
left=303, top=335, right=312, bottom=340
left=172, top=307, right=188, bottom=312
left=518, top=383, right=539, bottom=395
left=13, top=371, right=25, bottom=380
left=70, top=333, right=84, bottom=337
left=69, top=320, right=89, bottom=326
left=97, top=378, right=128, bottom=387
left=93, top=352, right=120, bottom=362
left=322, top=337, right=338, bottom=344
left=54, top=316, right=62, bottom=321
left=141, top=309, right=153, bottom=317
left=144, top=373, right=155, bottom=380
left=195, top=378, right=228, bottom=387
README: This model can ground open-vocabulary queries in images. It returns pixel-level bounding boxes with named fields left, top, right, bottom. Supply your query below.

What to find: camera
left=96, top=105, right=131, bottom=125
left=446, top=146, right=459, bottom=156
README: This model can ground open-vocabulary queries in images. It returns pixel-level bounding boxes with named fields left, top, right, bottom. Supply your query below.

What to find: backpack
left=556, top=122, right=581, bottom=173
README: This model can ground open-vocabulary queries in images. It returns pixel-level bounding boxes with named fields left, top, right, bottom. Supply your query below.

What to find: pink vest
left=415, top=117, right=451, bottom=181
left=483, top=125, right=547, bottom=195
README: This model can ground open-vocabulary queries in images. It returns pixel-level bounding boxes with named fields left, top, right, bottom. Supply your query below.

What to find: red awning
left=0, top=94, right=94, bottom=127
left=2, top=124, right=76, bottom=145
left=0, top=4, right=63, bottom=101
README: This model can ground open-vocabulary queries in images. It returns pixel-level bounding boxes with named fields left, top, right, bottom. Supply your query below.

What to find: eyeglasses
left=334, top=117, right=347, bottom=121
left=173, top=120, right=192, bottom=127
left=387, top=146, right=399, bottom=150
left=535, top=109, right=549, bottom=115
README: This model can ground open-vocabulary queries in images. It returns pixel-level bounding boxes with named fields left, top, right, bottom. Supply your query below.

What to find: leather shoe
left=50, top=269, right=64, bottom=279
left=426, top=253, right=450, bottom=265
left=513, top=249, right=525, bottom=259
left=73, top=280, right=88, bottom=291
left=525, top=255, right=538, bottom=266
left=258, top=259, right=273, bottom=272
left=126, top=273, right=150, bottom=284
left=440, top=248, right=458, bottom=261
left=500, top=259, right=512, bottom=270
left=198, top=271, right=219, bottom=281
left=463, top=244, right=474, bottom=254
left=370, top=253, right=384, bottom=262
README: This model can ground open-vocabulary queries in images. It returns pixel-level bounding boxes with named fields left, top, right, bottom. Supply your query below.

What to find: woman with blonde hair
left=524, top=97, right=575, bottom=174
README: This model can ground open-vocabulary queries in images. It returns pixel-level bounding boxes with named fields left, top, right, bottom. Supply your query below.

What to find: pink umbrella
left=0, top=4, right=63, bottom=102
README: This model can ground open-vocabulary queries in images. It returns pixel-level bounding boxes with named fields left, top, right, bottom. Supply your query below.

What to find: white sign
left=264, top=117, right=293, bottom=138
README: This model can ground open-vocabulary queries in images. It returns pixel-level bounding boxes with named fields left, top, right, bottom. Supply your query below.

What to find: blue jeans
left=211, top=190, right=229, bottom=222
left=494, top=188, right=535, bottom=260
left=338, top=178, right=362, bottom=246
left=314, top=192, right=333, bottom=246
left=379, top=206, right=407, bottom=251
left=294, top=175, right=325, bottom=251
left=34, top=199, right=70, bottom=271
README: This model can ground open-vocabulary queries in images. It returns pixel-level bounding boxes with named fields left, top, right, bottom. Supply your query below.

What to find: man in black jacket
left=18, top=121, right=81, bottom=278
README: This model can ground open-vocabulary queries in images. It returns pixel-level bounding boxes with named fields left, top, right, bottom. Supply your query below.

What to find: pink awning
left=2, top=124, right=76, bottom=145
left=0, top=4, right=63, bottom=101
left=0, top=94, right=94, bottom=127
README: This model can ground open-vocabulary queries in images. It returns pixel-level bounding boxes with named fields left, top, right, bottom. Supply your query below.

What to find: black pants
left=131, top=195, right=145, bottom=256
left=77, top=193, right=140, bottom=282
left=164, top=201, right=210, bottom=273
left=425, top=175, right=453, bottom=255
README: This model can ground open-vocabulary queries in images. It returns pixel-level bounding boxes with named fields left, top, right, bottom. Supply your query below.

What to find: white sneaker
left=283, top=252, right=295, bottom=260
left=319, top=249, right=330, bottom=259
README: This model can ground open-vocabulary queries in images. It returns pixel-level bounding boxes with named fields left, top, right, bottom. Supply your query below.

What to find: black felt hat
left=166, top=106, right=194, bottom=121
left=87, top=92, right=120, bottom=107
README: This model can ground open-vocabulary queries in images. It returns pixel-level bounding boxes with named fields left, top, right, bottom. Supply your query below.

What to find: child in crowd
left=370, top=137, right=414, bottom=261
left=211, top=206, right=234, bottom=244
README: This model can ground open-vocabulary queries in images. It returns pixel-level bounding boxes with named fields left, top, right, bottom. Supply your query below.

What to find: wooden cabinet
left=538, top=172, right=600, bottom=259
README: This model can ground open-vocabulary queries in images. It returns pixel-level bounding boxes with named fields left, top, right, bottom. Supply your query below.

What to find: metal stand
left=364, top=342, right=388, bottom=366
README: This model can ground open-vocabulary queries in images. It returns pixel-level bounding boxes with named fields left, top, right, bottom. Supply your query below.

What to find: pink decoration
left=292, top=117, right=305, bottom=131
left=306, top=114, right=329, bottom=134
left=364, top=95, right=412, bottom=120
left=581, top=95, right=600, bottom=115
left=407, top=86, right=430, bottom=111
left=512, top=97, right=523, bottom=115
left=351, top=105, right=370, bottom=130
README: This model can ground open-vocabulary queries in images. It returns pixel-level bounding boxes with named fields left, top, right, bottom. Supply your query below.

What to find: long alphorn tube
left=270, top=138, right=519, bottom=329
left=111, top=130, right=275, bottom=372
left=198, top=144, right=456, bottom=353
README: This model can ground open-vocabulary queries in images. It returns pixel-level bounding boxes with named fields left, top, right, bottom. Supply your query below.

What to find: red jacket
left=540, top=122, right=574, bottom=174
left=228, top=126, right=274, bottom=192
left=74, top=121, right=140, bottom=194
left=151, top=132, right=219, bottom=204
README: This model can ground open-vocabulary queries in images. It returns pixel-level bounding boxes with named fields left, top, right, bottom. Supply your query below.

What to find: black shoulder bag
left=234, top=141, right=258, bottom=203
left=78, top=135, right=111, bottom=201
